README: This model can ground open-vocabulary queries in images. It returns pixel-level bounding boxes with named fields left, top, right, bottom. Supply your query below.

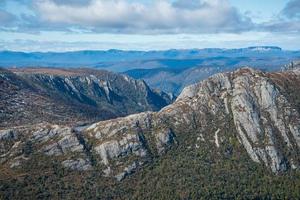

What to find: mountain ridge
left=0, top=68, right=172, bottom=128
left=0, top=66, right=300, bottom=199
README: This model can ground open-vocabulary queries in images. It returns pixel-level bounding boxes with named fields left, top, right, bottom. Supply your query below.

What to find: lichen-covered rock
left=155, top=128, right=176, bottom=154
left=31, top=125, right=84, bottom=156
left=61, top=158, right=92, bottom=171
left=115, top=162, right=138, bottom=181
left=0, top=129, right=18, bottom=141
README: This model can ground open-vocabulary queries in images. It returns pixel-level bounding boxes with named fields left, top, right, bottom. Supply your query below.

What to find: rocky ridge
left=1, top=67, right=299, bottom=181
left=0, top=68, right=172, bottom=127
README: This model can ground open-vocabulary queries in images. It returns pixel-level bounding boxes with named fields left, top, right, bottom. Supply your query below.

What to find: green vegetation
left=1, top=137, right=300, bottom=200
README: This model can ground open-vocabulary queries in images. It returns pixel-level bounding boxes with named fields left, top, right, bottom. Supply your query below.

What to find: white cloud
left=259, top=0, right=300, bottom=33
left=34, top=0, right=253, bottom=33
left=1, top=31, right=300, bottom=52
left=1, top=0, right=300, bottom=52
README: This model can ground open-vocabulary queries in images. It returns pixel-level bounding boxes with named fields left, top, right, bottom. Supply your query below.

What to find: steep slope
left=0, top=68, right=89, bottom=128
left=0, top=67, right=300, bottom=199
left=0, top=68, right=172, bottom=128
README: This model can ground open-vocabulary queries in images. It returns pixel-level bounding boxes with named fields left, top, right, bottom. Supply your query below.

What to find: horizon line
left=1, top=46, right=299, bottom=53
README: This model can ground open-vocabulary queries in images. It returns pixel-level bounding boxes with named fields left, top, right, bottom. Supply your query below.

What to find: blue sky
left=0, top=0, right=299, bottom=51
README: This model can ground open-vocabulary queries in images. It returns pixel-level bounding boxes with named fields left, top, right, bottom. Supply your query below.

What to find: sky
left=0, top=0, right=299, bottom=52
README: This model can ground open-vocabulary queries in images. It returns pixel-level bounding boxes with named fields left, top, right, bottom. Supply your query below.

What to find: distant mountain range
left=124, top=65, right=234, bottom=95
left=124, top=60, right=300, bottom=95
left=0, top=46, right=299, bottom=70
left=1, top=46, right=300, bottom=95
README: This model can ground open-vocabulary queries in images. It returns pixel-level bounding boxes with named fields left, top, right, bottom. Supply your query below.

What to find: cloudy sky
left=0, top=0, right=299, bottom=51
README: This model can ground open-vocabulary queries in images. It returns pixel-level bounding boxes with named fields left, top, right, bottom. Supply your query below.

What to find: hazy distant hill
left=125, top=65, right=235, bottom=95
left=1, top=47, right=299, bottom=71
left=1, top=46, right=300, bottom=95
left=124, top=61, right=289, bottom=95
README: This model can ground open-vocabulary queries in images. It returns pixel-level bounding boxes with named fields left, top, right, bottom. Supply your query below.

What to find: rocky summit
left=0, top=66, right=300, bottom=199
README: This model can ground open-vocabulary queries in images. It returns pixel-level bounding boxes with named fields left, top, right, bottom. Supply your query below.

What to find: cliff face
left=1, top=67, right=300, bottom=183
left=178, top=67, right=300, bottom=172
left=0, top=68, right=172, bottom=127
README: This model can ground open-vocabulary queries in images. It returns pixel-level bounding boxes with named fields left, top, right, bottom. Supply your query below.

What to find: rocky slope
left=0, top=68, right=172, bottom=127
left=0, top=66, right=300, bottom=199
